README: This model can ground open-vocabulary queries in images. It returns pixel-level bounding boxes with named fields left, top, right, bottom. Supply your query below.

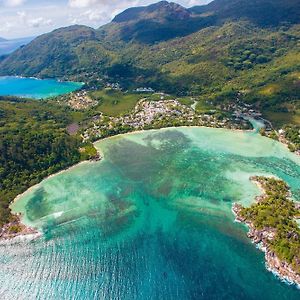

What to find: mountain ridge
left=190, top=0, right=300, bottom=26
left=0, top=0, right=299, bottom=99
left=112, top=1, right=191, bottom=23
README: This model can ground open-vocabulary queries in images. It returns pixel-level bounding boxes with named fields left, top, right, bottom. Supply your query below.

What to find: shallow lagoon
left=0, top=76, right=83, bottom=99
left=2, top=127, right=300, bottom=299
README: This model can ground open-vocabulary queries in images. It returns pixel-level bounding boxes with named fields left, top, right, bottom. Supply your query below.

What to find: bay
left=0, top=76, right=83, bottom=99
left=2, top=127, right=300, bottom=299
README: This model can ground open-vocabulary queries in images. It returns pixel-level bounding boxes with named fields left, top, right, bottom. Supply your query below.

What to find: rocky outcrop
left=232, top=178, right=300, bottom=287
left=0, top=214, right=38, bottom=240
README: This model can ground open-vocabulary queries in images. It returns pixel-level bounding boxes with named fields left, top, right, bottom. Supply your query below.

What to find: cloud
left=2, top=0, right=26, bottom=7
left=2, top=21, right=13, bottom=32
left=28, top=17, right=53, bottom=28
left=0, top=0, right=212, bottom=39
left=16, top=11, right=52, bottom=29
left=82, top=9, right=106, bottom=22
left=68, top=0, right=98, bottom=8
left=17, top=11, right=26, bottom=19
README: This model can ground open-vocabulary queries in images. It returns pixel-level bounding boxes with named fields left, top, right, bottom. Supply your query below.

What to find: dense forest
left=284, top=125, right=300, bottom=152
left=0, top=0, right=299, bottom=227
left=0, top=98, right=92, bottom=226
left=238, top=177, right=300, bottom=274
left=0, top=1, right=299, bottom=127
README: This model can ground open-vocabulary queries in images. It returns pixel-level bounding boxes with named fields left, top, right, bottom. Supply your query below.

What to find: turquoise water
left=0, top=76, right=83, bottom=99
left=2, top=127, right=300, bottom=299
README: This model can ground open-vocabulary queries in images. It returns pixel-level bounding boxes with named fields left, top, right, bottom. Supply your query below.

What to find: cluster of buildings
left=134, top=87, right=155, bottom=93
left=66, top=91, right=98, bottom=110
left=81, top=99, right=250, bottom=142
left=121, top=100, right=193, bottom=128
left=223, top=97, right=274, bottom=131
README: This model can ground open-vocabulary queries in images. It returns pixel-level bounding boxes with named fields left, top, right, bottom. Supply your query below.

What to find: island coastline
left=4, top=124, right=299, bottom=255
left=3, top=125, right=300, bottom=292
left=232, top=176, right=300, bottom=287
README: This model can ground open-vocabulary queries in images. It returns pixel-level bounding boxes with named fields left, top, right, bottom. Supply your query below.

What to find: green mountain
left=1, top=0, right=299, bottom=74
left=113, top=1, right=191, bottom=23
left=106, top=1, right=206, bottom=43
left=0, top=0, right=299, bottom=227
left=0, top=0, right=299, bottom=117
left=0, top=26, right=110, bottom=77
left=190, top=0, right=300, bottom=26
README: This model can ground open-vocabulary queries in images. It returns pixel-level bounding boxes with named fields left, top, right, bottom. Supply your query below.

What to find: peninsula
left=233, top=177, right=300, bottom=286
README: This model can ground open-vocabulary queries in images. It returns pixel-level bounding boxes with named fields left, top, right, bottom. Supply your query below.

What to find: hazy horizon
left=0, top=0, right=211, bottom=39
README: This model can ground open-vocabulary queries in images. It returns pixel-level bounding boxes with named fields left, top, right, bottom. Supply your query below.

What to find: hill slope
left=0, top=25, right=116, bottom=78
left=0, top=0, right=299, bottom=107
left=190, top=0, right=300, bottom=26
left=113, top=1, right=191, bottom=23
left=100, top=1, right=216, bottom=44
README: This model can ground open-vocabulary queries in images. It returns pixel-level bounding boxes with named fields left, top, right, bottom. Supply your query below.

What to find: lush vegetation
left=0, top=98, right=96, bottom=227
left=0, top=0, right=300, bottom=229
left=79, top=143, right=99, bottom=160
left=241, top=72, right=300, bottom=126
left=89, top=89, right=143, bottom=116
left=0, top=1, right=299, bottom=115
left=284, top=125, right=300, bottom=152
left=1, top=20, right=299, bottom=127
left=239, top=177, right=300, bottom=273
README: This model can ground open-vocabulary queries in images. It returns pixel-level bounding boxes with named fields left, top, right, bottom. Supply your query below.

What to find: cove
left=2, top=127, right=300, bottom=299
left=0, top=76, right=83, bottom=99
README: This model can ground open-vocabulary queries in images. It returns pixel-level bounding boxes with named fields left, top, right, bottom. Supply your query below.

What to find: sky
left=0, top=0, right=211, bottom=39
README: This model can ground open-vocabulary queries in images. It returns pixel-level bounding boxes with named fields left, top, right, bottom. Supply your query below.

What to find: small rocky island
left=233, top=176, right=300, bottom=286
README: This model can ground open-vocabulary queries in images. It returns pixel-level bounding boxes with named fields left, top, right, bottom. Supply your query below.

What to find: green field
left=176, top=97, right=195, bottom=107
left=89, top=89, right=202, bottom=116
left=195, top=99, right=216, bottom=113
left=145, top=93, right=174, bottom=102
left=89, top=89, right=144, bottom=116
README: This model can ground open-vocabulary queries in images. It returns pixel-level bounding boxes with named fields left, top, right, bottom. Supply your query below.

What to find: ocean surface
left=2, top=127, right=300, bottom=299
left=0, top=76, right=83, bottom=99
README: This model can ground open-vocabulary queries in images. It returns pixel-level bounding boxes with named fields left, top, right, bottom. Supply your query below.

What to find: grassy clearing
left=177, top=97, right=194, bottom=106
left=88, top=89, right=197, bottom=116
left=195, top=99, right=216, bottom=113
left=145, top=93, right=174, bottom=101
left=89, top=89, right=143, bottom=116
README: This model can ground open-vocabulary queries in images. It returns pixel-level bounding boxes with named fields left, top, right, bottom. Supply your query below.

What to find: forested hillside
left=0, top=0, right=299, bottom=228
left=0, top=0, right=299, bottom=122
left=0, top=99, right=86, bottom=226
left=0, top=1, right=299, bottom=108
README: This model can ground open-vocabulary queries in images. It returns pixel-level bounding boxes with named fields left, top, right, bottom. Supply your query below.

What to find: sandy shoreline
left=5, top=161, right=97, bottom=241
left=94, top=124, right=253, bottom=145
left=5, top=123, right=290, bottom=241
left=11, top=160, right=91, bottom=207
left=6, top=125, right=250, bottom=240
